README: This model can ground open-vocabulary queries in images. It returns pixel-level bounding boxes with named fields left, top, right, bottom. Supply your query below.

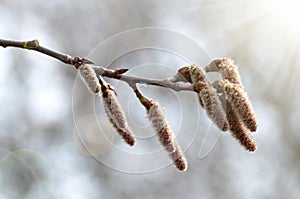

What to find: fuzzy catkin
left=206, top=58, right=243, bottom=86
left=199, top=83, right=229, bottom=131
left=177, top=66, right=193, bottom=82
left=189, top=65, right=229, bottom=131
left=189, top=64, right=209, bottom=83
left=223, top=80, right=258, bottom=132
left=148, top=102, right=177, bottom=153
left=177, top=64, right=208, bottom=83
left=107, top=116, right=136, bottom=146
left=188, top=65, right=210, bottom=108
left=170, top=144, right=188, bottom=171
left=226, top=101, right=256, bottom=151
left=102, top=85, right=136, bottom=146
left=78, top=64, right=101, bottom=94
left=178, top=64, right=229, bottom=131
left=147, top=102, right=188, bottom=171
left=103, top=91, right=127, bottom=129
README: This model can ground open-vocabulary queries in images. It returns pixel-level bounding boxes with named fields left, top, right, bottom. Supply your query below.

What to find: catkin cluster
left=77, top=58, right=258, bottom=171
left=78, top=64, right=136, bottom=146
left=178, top=65, right=229, bottom=131
left=77, top=64, right=187, bottom=170
left=178, top=59, right=258, bottom=152
left=204, top=59, right=258, bottom=151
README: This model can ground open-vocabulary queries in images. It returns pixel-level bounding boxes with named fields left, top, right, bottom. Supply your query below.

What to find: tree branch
left=1, top=38, right=258, bottom=162
left=94, top=67, right=193, bottom=92
left=0, top=38, right=93, bottom=67
left=0, top=38, right=194, bottom=93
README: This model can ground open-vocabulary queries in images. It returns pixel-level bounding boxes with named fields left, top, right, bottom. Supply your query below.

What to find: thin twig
left=0, top=38, right=194, bottom=93
left=95, top=66, right=193, bottom=92
left=0, top=38, right=93, bottom=67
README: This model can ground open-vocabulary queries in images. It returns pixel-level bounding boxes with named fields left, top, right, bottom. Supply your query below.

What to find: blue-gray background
left=0, top=0, right=299, bottom=198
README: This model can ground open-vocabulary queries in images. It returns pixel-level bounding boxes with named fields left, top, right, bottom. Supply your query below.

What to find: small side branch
left=94, top=67, right=194, bottom=92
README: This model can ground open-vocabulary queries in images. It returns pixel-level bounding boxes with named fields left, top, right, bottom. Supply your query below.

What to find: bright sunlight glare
left=260, top=0, right=300, bottom=30
left=203, top=0, right=300, bottom=95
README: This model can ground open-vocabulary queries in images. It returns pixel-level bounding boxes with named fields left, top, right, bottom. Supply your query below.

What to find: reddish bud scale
left=177, top=64, right=208, bottom=83
left=223, top=80, right=258, bottom=132
left=188, top=64, right=208, bottom=83
left=177, top=66, right=193, bottom=82
left=114, top=68, right=129, bottom=75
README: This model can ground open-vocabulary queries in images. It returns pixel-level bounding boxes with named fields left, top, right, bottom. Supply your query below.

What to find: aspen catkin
left=197, top=82, right=229, bottom=131
left=186, top=65, right=229, bottom=131
left=134, top=87, right=187, bottom=171
left=147, top=102, right=188, bottom=171
left=223, top=80, right=258, bottom=132
left=101, top=79, right=136, bottom=146
left=226, top=101, right=256, bottom=151
left=206, top=58, right=243, bottom=86
left=78, top=64, right=101, bottom=94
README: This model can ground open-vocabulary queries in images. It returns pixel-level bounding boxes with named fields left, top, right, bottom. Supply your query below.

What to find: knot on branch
left=23, top=39, right=39, bottom=50
left=72, top=57, right=94, bottom=69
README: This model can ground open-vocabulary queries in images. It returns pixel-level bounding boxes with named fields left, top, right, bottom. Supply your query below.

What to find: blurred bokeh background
left=0, top=0, right=300, bottom=198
